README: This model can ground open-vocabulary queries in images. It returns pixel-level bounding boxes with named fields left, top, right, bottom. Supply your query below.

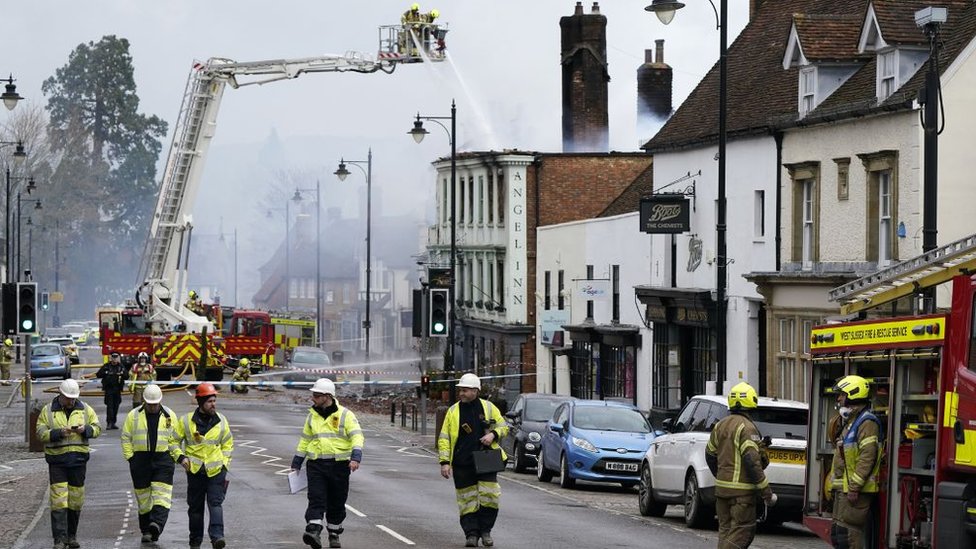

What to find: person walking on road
left=291, top=378, right=364, bottom=549
left=121, top=383, right=179, bottom=545
left=437, top=373, right=508, bottom=547
left=95, top=352, right=126, bottom=429
left=35, top=378, right=102, bottom=549
left=705, top=382, right=776, bottom=549
left=0, top=337, right=13, bottom=385
left=172, top=383, right=233, bottom=549
left=230, top=359, right=250, bottom=394
left=129, top=352, right=156, bottom=408
left=829, top=375, right=883, bottom=549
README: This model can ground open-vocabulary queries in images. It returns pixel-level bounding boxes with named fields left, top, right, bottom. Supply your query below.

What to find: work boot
left=303, top=524, right=323, bottom=549
left=481, top=532, right=494, bottom=547
left=149, top=522, right=161, bottom=541
left=465, top=535, right=479, bottom=547
left=52, top=540, right=67, bottom=549
left=212, top=539, right=226, bottom=549
left=189, top=540, right=202, bottom=549
left=65, top=536, right=80, bottom=548
left=141, top=533, right=153, bottom=543
left=328, top=532, right=341, bottom=548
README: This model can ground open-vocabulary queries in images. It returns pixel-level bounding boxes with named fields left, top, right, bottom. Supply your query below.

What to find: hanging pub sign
left=639, top=195, right=691, bottom=233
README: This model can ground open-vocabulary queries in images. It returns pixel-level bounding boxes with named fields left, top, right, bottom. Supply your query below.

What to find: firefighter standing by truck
left=121, top=383, right=178, bottom=544
left=829, top=375, right=883, bottom=549
left=35, top=378, right=102, bottom=549
left=129, top=352, right=156, bottom=408
left=705, top=382, right=776, bottom=549
left=231, top=359, right=251, bottom=394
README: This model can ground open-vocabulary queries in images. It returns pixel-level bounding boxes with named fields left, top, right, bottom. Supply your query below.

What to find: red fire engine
left=803, top=234, right=976, bottom=548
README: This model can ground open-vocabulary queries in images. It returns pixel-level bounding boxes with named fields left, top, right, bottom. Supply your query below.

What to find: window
left=443, top=178, right=449, bottom=225
left=586, top=265, right=594, bottom=319
left=488, top=257, right=495, bottom=308
left=611, top=265, right=620, bottom=323
left=878, top=50, right=896, bottom=101
left=497, top=259, right=505, bottom=310
left=802, top=180, right=815, bottom=268
left=774, top=315, right=819, bottom=402
left=799, top=67, right=816, bottom=115
left=497, top=175, right=505, bottom=225
left=859, top=151, right=898, bottom=264
left=468, top=176, right=475, bottom=225
left=878, top=170, right=893, bottom=266
left=786, top=162, right=820, bottom=268
left=326, top=290, right=335, bottom=304
left=289, top=277, right=297, bottom=299
left=754, top=190, right=765, bottom=238
left=688, top=401, right=711, bottom=432
left=672, top=401, right=698, bottom=433
left=544, top=271, right=551, bottom=310
left=558, top=270, right=565, bottom=310
left=458, top=176, right=465, bottom=224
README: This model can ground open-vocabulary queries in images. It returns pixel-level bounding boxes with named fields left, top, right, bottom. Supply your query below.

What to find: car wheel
left=559, top=453, right=576, bottom=489
left=536, top=449, right=554, bottom=483
left=513, top=444, right=528, bottom=474
left=638, top=463, right=667, bottom=517
left=683, top=472, right=711, bottom=529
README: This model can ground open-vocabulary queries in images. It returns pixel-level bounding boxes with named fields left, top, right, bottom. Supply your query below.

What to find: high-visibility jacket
left=839, top=406, right=883, bottom=494
left=172, top=411, right=233, bottom=477
left=121, top=405, right=179, bottom=461
left=296, top=403, right=364, bottom=462
left=438, top=398, right=508, bottom=464
left=705, top=412, right=772, bottom=499
left=36, top=397, right=102, bottom=465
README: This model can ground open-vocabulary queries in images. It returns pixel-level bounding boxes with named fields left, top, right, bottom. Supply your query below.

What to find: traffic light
left=41, top=291, right=49, bottom=310
left=16, top=282, right=37, bottom=334
left=429, top=288, right=450, bottom=338
left=421, top=374, right=430, bottom=396
left=1, top=283, right=15, bottom=335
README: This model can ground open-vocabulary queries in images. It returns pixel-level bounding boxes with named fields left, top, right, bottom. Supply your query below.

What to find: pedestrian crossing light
left=41, top=291, right=49, bottom=310
left=421, top=374, right=431, bottom=395
left=429, top=288, right=449, bottom=338
left=16, top=282, right=37, bottom=334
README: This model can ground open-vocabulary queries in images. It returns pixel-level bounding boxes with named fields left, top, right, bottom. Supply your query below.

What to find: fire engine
left=803, top=233, right=976, bottom=548
left=100, top=16, right=448, bottom=380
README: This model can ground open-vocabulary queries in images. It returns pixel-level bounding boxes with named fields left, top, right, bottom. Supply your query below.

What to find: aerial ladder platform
left=829, top=232, right=976, bottom=315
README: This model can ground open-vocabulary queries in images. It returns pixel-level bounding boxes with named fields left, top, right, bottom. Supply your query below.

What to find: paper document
left=288, top=468, right=308, bottom=494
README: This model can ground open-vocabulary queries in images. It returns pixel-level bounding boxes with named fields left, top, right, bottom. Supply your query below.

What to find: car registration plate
left=605, top=461, right=638, bottom=472
left=767, top=449, right=805, bottom=465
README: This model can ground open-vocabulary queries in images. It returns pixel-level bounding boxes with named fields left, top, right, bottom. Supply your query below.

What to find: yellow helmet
left=3, top=338, right=11, bottom=346
left=239, top=358, right=250, bottom=367
left=834, top=374, right=870, bottom=401
left=728, top=382, right=759, bottom=410
left=411, top=3, right=420, bottom=11
left=188, top=290, right=197, bottom=299
left=430, top=8, right=439, bottom=19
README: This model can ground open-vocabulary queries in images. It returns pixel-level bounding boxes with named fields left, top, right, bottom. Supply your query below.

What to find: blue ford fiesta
left=537, top=399, right=656, bottom=489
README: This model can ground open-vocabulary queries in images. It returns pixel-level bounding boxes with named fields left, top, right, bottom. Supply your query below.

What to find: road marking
left=345, top=504, right=366, bottom=517
left=236, top=438, right=288, bottom=469
left=114, top=490, right=134, bottom=548
left=376, top=524, right=415, bottom=545
left=394, top=446, right=435, bottom=459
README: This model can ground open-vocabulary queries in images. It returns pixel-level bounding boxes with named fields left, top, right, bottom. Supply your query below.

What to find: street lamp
left=291, top=184, right=321, bottom=346
left=408, top=101, right=457, bottom=399
left=647, top=0, right=729, bottom=392
left=335, top=149, right=373, bottom=361
left=1, top=141, right=28, bottom=282
left=0, top=75, right=23, bottom=111
left=16, top=192, right=40, bottom=281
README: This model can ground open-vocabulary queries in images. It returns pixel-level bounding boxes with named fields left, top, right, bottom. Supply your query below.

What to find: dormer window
left=878, top=50, right=896, bottom=101
left=799, top=67, right=816, bottom=115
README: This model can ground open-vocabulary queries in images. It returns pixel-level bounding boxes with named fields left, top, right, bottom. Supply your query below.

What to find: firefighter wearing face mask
left=830, top=375, right=883, bottom=549
left=705, top=382, right=775, bottom=549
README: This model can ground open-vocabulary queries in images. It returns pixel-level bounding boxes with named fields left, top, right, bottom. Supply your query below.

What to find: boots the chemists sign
left=639, top=196, right=690, bottom=233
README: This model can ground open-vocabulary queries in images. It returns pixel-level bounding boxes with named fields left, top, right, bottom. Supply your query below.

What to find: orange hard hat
left=195, top=383, right=218, bottom=398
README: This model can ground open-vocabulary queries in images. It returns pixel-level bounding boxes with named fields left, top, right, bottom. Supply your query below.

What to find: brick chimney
left=750, top=0, right=769, bottom=21
left=560, top=1, right=609, bottom=152
left=637, top=39, right=673, bottom=143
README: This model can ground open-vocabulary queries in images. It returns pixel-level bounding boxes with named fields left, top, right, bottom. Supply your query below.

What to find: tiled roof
left=599, top=162, right=654, bottom=217
left=872, top=0, right=944, bottom=46
left=794, top=14, right=864, bottom=60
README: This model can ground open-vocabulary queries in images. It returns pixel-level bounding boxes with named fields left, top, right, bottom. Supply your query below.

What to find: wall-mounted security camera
left=915, top=7, right=947, bottom=28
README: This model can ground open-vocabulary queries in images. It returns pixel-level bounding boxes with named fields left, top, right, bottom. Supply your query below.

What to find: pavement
left=0, top=382, right=50, bottom=549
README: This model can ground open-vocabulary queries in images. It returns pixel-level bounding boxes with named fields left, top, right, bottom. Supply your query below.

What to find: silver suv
left=637, top=394, right=808, bottom=527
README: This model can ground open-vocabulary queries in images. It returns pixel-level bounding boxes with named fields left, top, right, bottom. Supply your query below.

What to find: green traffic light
left=21, top=320, right=33, bottom=331
left=433, top=322, right=445, bottom=333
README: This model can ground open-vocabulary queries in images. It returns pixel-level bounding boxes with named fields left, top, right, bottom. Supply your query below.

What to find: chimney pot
left=575, top=1, right=583, bottom=15
left=592, top=2, right=600, bottom=14
left=645, top=49, right=654, bottom=64
left=655, top=39, right=665, bottom=64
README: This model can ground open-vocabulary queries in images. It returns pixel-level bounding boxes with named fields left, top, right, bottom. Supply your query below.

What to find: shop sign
left=640, top=196, right=691, bottom=233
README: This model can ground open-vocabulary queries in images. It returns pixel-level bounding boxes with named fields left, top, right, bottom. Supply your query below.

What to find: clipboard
left=288, top=468, right=308, bottom=494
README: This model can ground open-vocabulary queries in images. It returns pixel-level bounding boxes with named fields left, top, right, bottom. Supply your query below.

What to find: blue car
left=537, top=399, right=656, bottom=489
left=30, top=343, right=72, bottom=380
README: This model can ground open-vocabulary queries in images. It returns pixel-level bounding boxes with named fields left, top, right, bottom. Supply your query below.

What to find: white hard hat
left=456, top=373, right=481, bottom=390
left=59, top=378, right=81, bottom=399
left=143, top=384, right=163, bottom=404
left=310, top=378, right=336, bottom=395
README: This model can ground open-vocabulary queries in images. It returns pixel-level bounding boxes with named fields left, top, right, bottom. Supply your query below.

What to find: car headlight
left=571, top=436, right=598, bottom=453
left=528, top=432, right=541, bottom=442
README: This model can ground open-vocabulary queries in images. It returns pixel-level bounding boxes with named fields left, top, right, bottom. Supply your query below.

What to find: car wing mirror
left=505, top=410, right=519, bottom=422
left=549, top=422, right=564, bottom=433
left=661, top=417, right=674, bottom=433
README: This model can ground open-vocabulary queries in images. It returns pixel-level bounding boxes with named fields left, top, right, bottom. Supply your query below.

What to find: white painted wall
left=936, top=38, right=976, bottom=248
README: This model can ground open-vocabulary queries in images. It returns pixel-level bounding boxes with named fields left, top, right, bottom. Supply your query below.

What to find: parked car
left=44, top=337, right=80, bottom=365
left=282, top=346, right=333, bottom=384
left=537, top=399, right=656, bottom=489
left=501, top=393, right=576, bottom=473
left=30, top=343, right=72, bottom=379
left=637, top=394, right=808, bottom=527
left=61, top=323, right=87, bottom=344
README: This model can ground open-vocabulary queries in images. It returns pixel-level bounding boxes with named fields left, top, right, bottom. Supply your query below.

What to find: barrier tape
left=9, top=372, right=536, bottom=388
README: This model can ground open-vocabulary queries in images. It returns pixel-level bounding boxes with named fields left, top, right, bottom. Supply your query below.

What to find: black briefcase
left=472, top=448, right=506, bottom=474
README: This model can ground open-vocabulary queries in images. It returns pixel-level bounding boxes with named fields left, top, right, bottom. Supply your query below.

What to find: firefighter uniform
left=36, top=379, right=102, bottom=549
left=129, top=353, right=156, bottom=407
left=172, top=384, right=233, bottom=549
left=292, top=378, right=363, bottom=549
left=121, top=385, right=179, bottom=544
left=0, top=338, right=12, bottom=385
left=96, top=353, right=126, bottom=428
left=438, top=374, right=508, bottom=548
left=231, top=360, right=250, bottom=394
left=706, top=382, right=773, bottom=549
left=831, top=408, right=882, bottom=547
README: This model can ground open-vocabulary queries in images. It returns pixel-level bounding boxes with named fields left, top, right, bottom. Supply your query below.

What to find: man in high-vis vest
left=705, top=382, right=775, bottom=549
left=172, top=383, right=234, bottom=549
left=291, top=378, right=364, bottom=549
left=438, top=373, right=508, bottom=548
left=36, top=378, right=102, bottom=549
left=830, top=374, right=882, bottom=549
left=121, top=383, right=178, bottom=544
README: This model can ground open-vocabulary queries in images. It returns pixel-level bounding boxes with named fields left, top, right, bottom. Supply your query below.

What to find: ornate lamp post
left=334, top=150, right=373, bottom=360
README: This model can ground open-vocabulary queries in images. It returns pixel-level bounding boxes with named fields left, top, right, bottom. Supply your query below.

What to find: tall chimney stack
left=560, top=1, right=610, bottom=152
left=637, top=39, right=673, bottom=145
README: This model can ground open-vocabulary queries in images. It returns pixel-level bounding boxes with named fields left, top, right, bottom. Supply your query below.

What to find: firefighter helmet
left=411, top=3, right=420, bottom=11
left=834, top=375, right=870, bottom=401
left=456, top=373, right=481, bottom=390
left=143, top=384, right=163, bottom=404
left=59, top=378, right=81, bottom=399
left=137, top=351, right=149, bottom=362
left=188, top=290, right=197, bottom=299
left=430, top=8, right=439, bottom=19
left=310, top=378, right=336, bottom=396
left=195, top=383, right=218, bottom=398
left=239, top=358, right=250, bottom=367
left=728, top=382, right=759, bottom=410
left=3, top=338, right=11, bottom=347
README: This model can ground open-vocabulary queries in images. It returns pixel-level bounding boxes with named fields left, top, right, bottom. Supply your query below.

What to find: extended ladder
left=830, top=232, right=976, bottom=314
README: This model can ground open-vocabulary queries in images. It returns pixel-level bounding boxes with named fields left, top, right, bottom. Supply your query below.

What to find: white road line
left=345, top=504, right=367, bottom=517
left=376, top=524, right=415, bottom=545
left=394, top=446, right=436, bottom=459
